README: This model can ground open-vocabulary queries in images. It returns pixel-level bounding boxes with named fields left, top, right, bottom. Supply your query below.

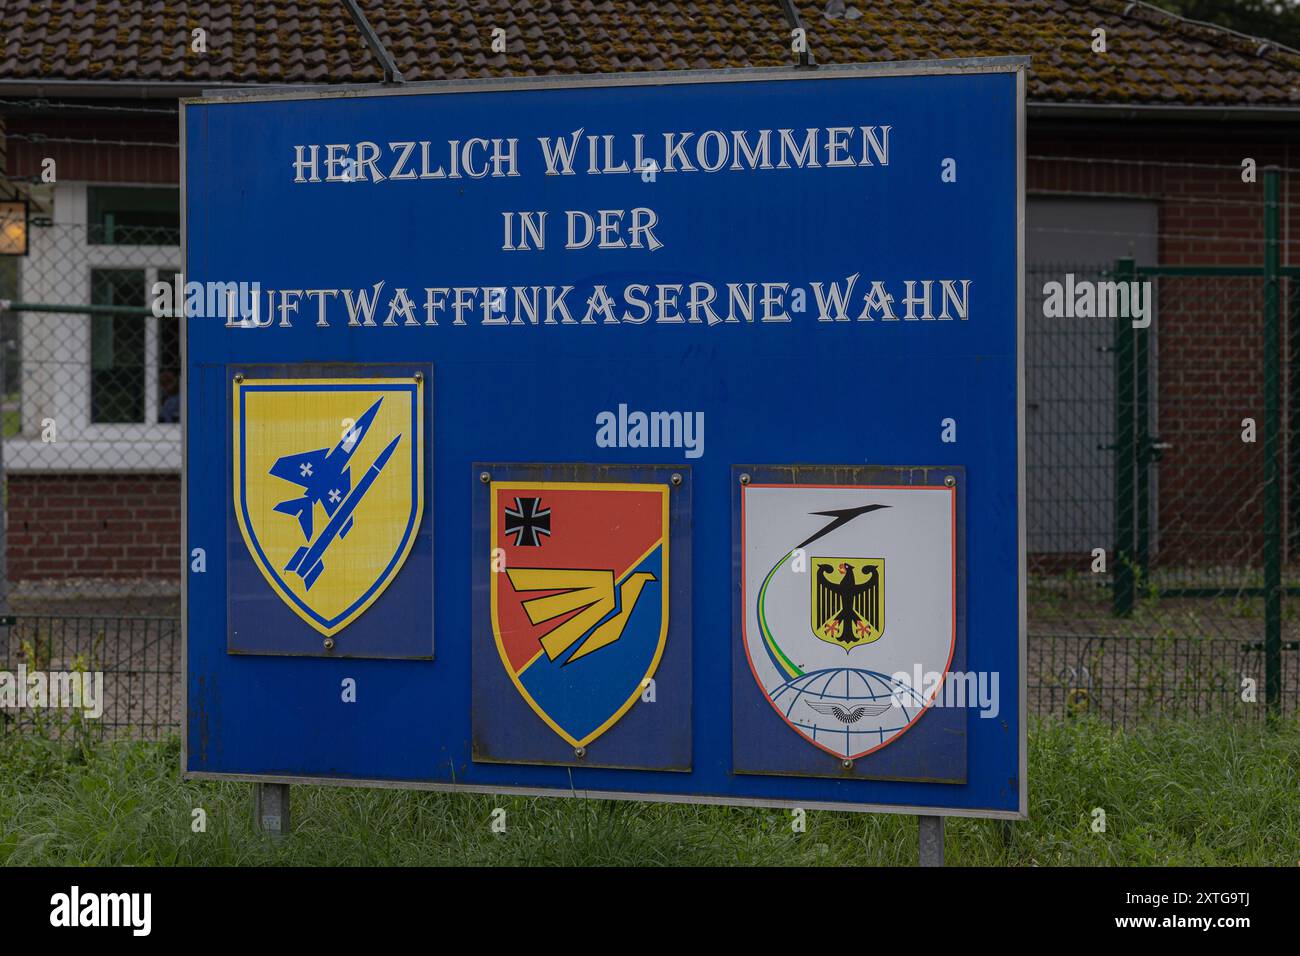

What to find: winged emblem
left=806, top=699, right=893, bottom=723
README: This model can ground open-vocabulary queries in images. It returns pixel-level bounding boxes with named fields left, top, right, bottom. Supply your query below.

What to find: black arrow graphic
left=795, top=504, right=890, bottom=551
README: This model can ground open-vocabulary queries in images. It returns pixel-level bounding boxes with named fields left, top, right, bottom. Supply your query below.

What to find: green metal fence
left=1026, top=167, right=1298, bottom=724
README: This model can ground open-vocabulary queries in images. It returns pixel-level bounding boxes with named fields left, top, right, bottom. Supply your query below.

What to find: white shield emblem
left=742, top=482, right=956, bottom=759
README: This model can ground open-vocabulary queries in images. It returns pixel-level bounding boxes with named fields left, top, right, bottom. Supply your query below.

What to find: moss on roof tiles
left=0, top=0, right=1294, bottom=106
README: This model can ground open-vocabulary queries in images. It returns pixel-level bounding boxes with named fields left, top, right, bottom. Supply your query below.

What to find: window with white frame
left=89, top=266, right=179, bottom=424
left=87, top=185, right=181, bottom=246
left=9, top=180, right=183, bottom=472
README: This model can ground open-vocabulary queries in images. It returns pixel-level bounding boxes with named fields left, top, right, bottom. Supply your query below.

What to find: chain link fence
left=1024, top=260, right=1288, bottom=726
left=1, top=214, right=181, bottom=624
left=1025, top=158, right=1299, bottom=726
left=0, top=615, right=179, bottom=738
left=0, top=140, right=1297, bottom=736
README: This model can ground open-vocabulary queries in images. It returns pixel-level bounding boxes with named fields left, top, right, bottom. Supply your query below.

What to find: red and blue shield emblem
left=490, top=480, right=669, bottom=748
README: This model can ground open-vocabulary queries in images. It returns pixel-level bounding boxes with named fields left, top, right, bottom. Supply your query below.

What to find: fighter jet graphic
left=269, top=397, right=401, bottom=591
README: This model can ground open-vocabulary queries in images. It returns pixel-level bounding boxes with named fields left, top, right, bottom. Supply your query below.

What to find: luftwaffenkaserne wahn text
left=161, top=125, right=975, bottom=328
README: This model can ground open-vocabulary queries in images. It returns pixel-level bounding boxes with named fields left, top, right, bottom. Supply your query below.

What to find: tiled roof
left=0, top=0, right=1297, bottom=107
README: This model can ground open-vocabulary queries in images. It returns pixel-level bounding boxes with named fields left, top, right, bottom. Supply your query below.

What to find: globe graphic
left=770, top=666, right=928, bottom=757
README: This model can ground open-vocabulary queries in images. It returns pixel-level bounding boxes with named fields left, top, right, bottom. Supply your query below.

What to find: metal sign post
left=254, top=783, right=290, bottom=838
left=919, top=815, right=944, bottom=866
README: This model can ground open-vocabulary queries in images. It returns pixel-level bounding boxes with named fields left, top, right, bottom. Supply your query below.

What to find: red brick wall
left=1028, top=131, right=1300, bottom=566
left=6, top=474, right=181, bottom=580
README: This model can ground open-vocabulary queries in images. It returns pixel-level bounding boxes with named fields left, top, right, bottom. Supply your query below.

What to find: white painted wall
left=11, top=181, right=180, bottom=472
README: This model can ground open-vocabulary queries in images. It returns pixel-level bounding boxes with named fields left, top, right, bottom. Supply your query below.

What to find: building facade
left=1, top=0, right=1298, bottom=587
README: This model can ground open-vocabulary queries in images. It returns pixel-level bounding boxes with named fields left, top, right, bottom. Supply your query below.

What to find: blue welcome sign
left=184, top=58, right=1027, bottom=817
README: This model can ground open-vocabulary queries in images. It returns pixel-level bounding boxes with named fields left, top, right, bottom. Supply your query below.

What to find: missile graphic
left=270, top=397, right=385, bottom=540
left=284, top=433, right=402, bottom=591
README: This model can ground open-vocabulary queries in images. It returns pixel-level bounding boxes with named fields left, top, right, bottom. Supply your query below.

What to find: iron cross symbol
left=504, top=497, right=551, bottom=547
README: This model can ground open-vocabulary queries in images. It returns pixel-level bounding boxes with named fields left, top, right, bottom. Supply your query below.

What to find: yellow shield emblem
left=233, top=377, right=424, bottom=637
left=811, top=557, right=884, bottom=650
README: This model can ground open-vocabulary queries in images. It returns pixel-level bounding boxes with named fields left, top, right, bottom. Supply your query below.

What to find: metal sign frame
left=731, top=464, right=969, bottom=783
left=181, top=57, right=1028, bottom=820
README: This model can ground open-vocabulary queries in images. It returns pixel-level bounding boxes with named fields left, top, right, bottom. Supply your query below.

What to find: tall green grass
left=1, top=717, right=1296, bottom=866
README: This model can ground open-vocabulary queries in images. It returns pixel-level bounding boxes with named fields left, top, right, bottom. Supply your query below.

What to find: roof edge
left=184, top=57, right=1032, bottom=106
left=1117, top=0, right=1300, bottom=64
left=1028, top=100, right=1300, bottom=122
left=8, top=60, right=1300, bottom=120
left=3, top=58, right=1032, bottom=104
left=0, top=79, right=296, bottom=99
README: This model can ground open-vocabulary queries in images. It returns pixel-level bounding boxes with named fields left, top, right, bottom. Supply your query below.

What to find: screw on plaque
left=945, top=475, right=956, bottom=487
left=670, top=473, right=682, bottom=487
left=574, top=746, right=586, bottom=760
left=413, top=371, right=423, bottom=384
left=323, top=637, right=335, bottom=651
left=739, top=473, right=751, bottom=485
left=480, top=471, right=491, bottom=483
left=234, top=373, right=244, bottom=383
left=842, top=758, right=854, bottom=770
